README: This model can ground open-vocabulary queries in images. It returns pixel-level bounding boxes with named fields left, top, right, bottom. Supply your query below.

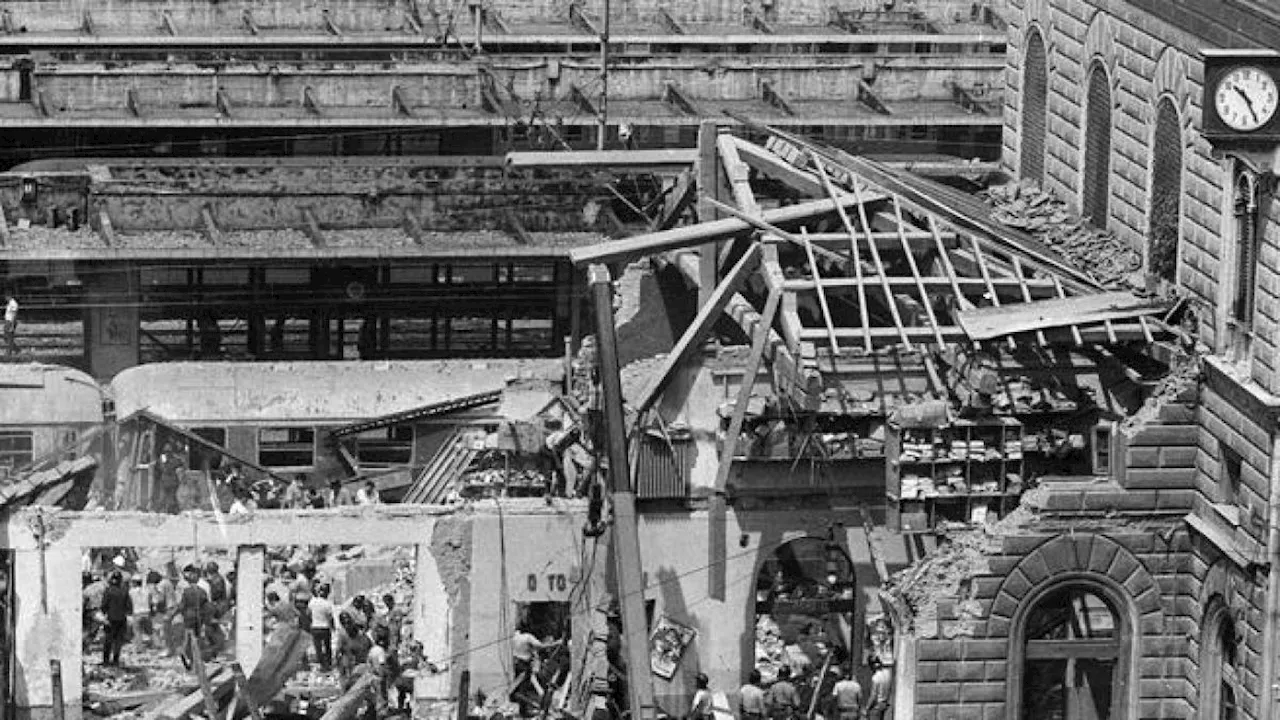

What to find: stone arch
left=1151, top=47, right=1194, bottom=123
left=987, top=533, right=1163, bottom=638
left=1082, top=11, right=1118, bottom=76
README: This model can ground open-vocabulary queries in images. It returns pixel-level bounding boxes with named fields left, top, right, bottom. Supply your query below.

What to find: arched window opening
left=1148, top=98, right=1182, bottom=284
left=1020, top=584, right=1126, bottom=720
left=1200, top=598, right=1241, bottom=720
left=1232, top=171, right=1262, bottom=329
left=1082, top=62, right=1112, bottom=228
left=1020, top=29, right=1048, bottom=183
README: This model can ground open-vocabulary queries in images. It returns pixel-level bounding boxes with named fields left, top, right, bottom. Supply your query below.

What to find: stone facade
left=995, top=2, right=1280, bottom=719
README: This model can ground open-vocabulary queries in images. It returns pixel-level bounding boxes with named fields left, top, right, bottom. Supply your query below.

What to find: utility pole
left=596, top=0, right=610, bottom=150
left=588, top=263, right=655, bottom=720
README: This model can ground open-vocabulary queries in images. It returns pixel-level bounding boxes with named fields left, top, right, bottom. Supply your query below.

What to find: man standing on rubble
left=308, top=584, right=336, bottom=671
left=175, top=564, right=211, bottom=669
left=3, top=292, right=18, bottom=356
left=100, top=571, right=133, bottom=667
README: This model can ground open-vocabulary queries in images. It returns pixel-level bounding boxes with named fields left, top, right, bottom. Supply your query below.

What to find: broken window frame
left=257, top=426, right=317, bottom=468
left=0, top=429, right=34, bottom=476
left=352, top=425, right=415, bottom=468
left=1009, top=580, right=1132, bottom=720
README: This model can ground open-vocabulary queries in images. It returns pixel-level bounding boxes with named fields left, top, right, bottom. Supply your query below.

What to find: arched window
left=1232, top=171, right=1262, bottom=329
left=1200, top=598, right=1240, bottom=720
left=1148, top=98, right=1182, bottom=284
left=1082, top=62, right=1112, bottom=228
left=1017, top=584, right=1128, bottom=720
left=1020, top=28, right=1048, bottom=183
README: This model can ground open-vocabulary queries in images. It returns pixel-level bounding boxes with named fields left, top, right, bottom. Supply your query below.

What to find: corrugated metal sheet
left=634, top=433, right=691, bottom=499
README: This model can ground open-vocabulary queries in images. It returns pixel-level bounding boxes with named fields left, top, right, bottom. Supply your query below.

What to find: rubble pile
left=753, top=615, right=787, bottom=683
left=1119, top=343, right=1202, bottom=435
left=982, top=182, right=1142, bottom=289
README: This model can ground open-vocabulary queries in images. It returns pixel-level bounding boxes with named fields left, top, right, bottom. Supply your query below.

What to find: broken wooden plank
left=242, top=626, right=309, bottom=713
left=505, top=148, right=695, bottom=170
left=702, top=196, right=849, bottom=267
left=800, top=228, right=840, bottom=353
left=892, top=195, right=946, bottom=347
left=783, top=276, right=1058, bottom=295
left=152, top=667, right=233, bottom=720
left=319, top=673, right=379, bottom=720
left=799, top=322, right=1157, bottom=345
left=634, top=242, right=762, bottom=416
left=954, top=291, right=1169, bottom=341
left=228, top=663, right=262, bottom=720
left=569, top=194, right=867, bottom=266
left=810, top=156, right=871, bottom=352
left=190, top=633, right=221, bottom=720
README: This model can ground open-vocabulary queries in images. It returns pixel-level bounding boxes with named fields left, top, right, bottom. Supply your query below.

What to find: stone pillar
left=235, top=545, right=266, bottom=674
left=413, top=543, right=452, bottom=708
left=13, top=546, right=82, bottom=720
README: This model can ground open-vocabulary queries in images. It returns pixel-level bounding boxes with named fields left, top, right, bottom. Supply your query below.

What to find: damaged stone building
left=4, top=2, right=1280, bottom=720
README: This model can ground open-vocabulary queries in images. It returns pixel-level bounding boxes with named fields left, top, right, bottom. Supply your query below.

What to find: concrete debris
left=982, top=182, right=1143, bottom=290
left=887, top=498, right=1038, bottom=637
left=1119, top=344, right=1202, bottom=436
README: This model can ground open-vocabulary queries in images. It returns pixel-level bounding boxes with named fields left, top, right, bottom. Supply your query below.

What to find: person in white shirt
left=3, top=294, right=17, bottom=356
left=307, top=584, right=336, bottom=670
left=356, top=481, right=381, bottom=505
left=690, top=672, right=713, bottom=720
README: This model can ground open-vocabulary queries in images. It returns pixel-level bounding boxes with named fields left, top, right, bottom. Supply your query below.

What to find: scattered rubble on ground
left=1119, top=343, right=1203, bottom=435
left=983, top=182, right=1143, bottom=290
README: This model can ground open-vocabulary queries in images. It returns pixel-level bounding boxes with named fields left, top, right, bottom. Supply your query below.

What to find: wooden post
left=190, top=631, right=221, bottom=720
left=230, top=662, right=263, bottom=720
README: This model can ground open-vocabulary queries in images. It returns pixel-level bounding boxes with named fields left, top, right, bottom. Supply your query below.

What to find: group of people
left=261, top=559, right=428, bottom=714
left=88, top=557, right=234, bottom=670
left=229, top=476, right=383, bottom=514
left=718, top=660, right=890, bottom=720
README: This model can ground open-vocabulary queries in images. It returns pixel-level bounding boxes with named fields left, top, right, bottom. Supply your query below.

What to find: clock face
left=1215, top=66, right=1279, bottom=132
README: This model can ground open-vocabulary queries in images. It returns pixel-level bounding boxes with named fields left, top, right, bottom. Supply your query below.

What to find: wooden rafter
left=1050, top=275, right=1085, bottom=346
left=784, top=277, right=1061, bottom=295
left=846, top=161, right=912, bottom=350
left=702, top=196, right=849, bottom=268
left=633, top=242, right=763, bottom=416
left=800, top=228, right=840, bottom=353
left=799, top=323, right=1155, bottom=344
left=966, top=233, right=1015, bottom=350
left=809, top=155, right=871, bottom=353
left=1010, top=257, right=1047, bottom=346
left=892, top=195, right=946, bottom=347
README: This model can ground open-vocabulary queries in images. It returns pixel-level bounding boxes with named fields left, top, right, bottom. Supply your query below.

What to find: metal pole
left=596, top=0, right=610, bottom=150
left=588, top=264, right=654, bottom=720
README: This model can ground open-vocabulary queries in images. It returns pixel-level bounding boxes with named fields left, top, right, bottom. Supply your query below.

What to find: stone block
left=1158, top=445, right=1198, bottom=470
left=919, top=640, right=958, bottom=662
left=984, top=662, right=1007, bottom=681
left=971, top=576, right=1003, bottom=600
left=1108, top=549, right=1140, bottom=585
left=1088, top=539, right=1120, bottom=575
left=1158, top=404, right=1197, bottom=423
left=917, top=661, right=939, bottom=683
left=999, top=534, right=1049, bottom=556
left=1156, top=489, right=1196, bottom=510
left=986, top=616, right=1011, bottom=638
left=914, top=707, right=937, bottom=720
left=957, top=682, right=1005, bottom=704
left=916, top=683, right=960, bottom=704
left=937, top=661, right=986, bottom=683
left=1123, top=467, right=1197, bottom=489
left=933, top=705, right=982, bottom=720
left=956, top=639, right=1008, bottom=660
left=1129, top=425, right=1199, bottom=446
left=990, top=591, right=1020, bottom=621
left=1127, top=446, right=1160, bottom=468
left=981, top=704, right=1007, bottom=720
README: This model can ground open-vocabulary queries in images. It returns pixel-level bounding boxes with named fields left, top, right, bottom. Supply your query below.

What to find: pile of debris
left=982, top=182, right=1143, bottom=290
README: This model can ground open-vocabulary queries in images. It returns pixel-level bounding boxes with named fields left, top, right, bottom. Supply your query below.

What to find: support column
left=235, top=545, right=265, bottom=675
left=83, top=266, right=139, bottom=377
left=413, top=543, right=452, bottom=707
left=695, top=121, right=722, bottom=305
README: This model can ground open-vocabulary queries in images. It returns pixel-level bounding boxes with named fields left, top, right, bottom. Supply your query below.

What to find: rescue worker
left=739, top=670, right=767, bottom=720
left=689, top=672, right=713, bottom=720
left=3, top=293, right=17, bottom=356
left=174, top=564, right=211, bottom=669
left=308, top=584, right=336, bottom=671
left=864, top=657, right=892, bottom=720
left=100, top=571, right=133, bottom=667
left=829, top=666, right=862, bottom=720
left=766, top=666, right=801, bottom=720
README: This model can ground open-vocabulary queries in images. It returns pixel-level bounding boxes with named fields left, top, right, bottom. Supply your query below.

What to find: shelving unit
left=885, top=409, right=1111, bottom=532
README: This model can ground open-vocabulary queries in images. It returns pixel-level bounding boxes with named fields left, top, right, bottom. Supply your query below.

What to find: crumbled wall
left=430, top=512, right=473, bottom=693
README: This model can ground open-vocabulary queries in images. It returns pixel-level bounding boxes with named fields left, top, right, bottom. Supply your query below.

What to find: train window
left=202, top=268, right=249, bottom=286
left=353, top=425, right=414, bottom=467
left=265, top=268, right=311, bottom=286
left=512, top=264, right=556, bottom=283
left=258, top=427, right=316, bottom=467
left=389, top=265, right=436, bottom=284
left=141, top=267, right=190, bottom=287
left=448, top=264, right=496, bottom=285
left=0, top=431, right=34, bottom=475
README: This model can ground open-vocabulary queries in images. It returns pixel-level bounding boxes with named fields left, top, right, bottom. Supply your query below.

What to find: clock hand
left=1234, top=86, right=1260, bottom=123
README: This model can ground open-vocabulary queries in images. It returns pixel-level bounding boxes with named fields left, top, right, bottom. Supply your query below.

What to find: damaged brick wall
left=430, top=515, right=473, bottom=699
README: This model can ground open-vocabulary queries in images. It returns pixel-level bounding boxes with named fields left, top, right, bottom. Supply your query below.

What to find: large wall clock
left=1204, top=50, right=1280, bottom=143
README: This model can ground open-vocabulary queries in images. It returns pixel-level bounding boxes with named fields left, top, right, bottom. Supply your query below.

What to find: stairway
left=403, top=428, right=480, bottom=504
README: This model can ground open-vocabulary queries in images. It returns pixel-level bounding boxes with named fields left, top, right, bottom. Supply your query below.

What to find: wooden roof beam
left=392, top=85, right=414, bottom=116
left=657, top=7, right=684, bottom=34
left=633, top=241, right=762, bottom=416
left=810, top=152, right=871, bottom=352
left=568, top=2, right=601, bottom=35
left=717, top=131, right=760, bottom=213
left=762, top=80, right=795, bottom=116
left=301, top=208, right=327, bottom=248
left=570, top=194, right=870, bottom=266
left=303, top=86, right=322, bottom=115
left=568, top=83, right=597, bottom=117
left=784, top=276, right=1062, bottom=296
left=799, top=322, right=1160, bottom=346
left=664, top=81, right=702, bottom=116
left=857, top=80, right=891, bottom=115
